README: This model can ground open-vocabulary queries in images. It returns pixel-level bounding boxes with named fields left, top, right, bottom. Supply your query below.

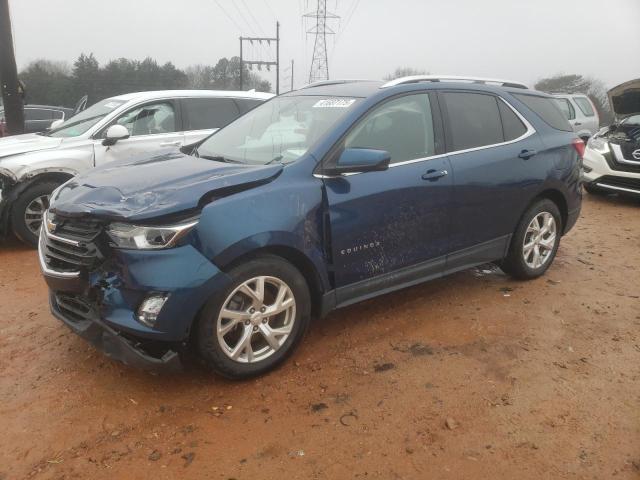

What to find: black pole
left=275, top=22, right=280, bottom=95
left=239, top=36, right=243, bottom=90
left=0, top=0, right=24, bottom=135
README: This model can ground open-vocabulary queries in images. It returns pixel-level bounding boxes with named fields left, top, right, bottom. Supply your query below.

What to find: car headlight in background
left=107, top=218, right=199, bottom=249
left=587, top=135, right=610, bottom=154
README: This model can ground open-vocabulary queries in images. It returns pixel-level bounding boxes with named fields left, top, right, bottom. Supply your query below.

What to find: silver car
left=0, top=90, right=273, bottom=246
left=552, top=93, right=600, bottom=141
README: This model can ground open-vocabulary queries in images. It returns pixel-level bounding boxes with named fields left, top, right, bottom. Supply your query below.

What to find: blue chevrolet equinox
left=39, top=76, right=583, bottom=378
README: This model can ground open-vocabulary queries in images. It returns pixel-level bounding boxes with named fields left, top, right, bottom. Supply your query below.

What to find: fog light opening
left=137, top=294, right=169, bottom=327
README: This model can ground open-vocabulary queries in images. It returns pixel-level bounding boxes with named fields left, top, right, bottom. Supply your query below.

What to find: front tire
left=11, top=181, right=60, bottom=248
left=197, top=255, right=311, bottom=379
left=501, top=199, right=562, bottom=280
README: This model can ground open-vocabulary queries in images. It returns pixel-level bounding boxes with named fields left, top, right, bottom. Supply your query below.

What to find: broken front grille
left=41, top=214, right=104, bottom=274
left=54, top=293, right=95, bottom=323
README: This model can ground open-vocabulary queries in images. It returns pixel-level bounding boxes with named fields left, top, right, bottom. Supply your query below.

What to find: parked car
left=0, top=104, right=78, bottom=136
left=552, top=93, right=599, bottom=141
left=583, top=79, right=640, bottom=197
left=0, top=90, right=273, bottom=246
left=39, top=76, right=582, bottom=379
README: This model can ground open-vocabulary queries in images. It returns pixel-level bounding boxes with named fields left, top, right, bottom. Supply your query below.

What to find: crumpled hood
left=608, top=79, right=640, bottom=119
left=50, top=150, right=283, bottom=222
left=0, top=133, right=63, bottom=160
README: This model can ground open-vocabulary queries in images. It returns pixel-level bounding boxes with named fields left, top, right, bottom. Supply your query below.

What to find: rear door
left=322, top=92, right=452, bottom=303
left=93, top=99, right=184, bottom=165
left=181, top=97, right=242, bottom=145
left=440, top=90, right=542, bottom=270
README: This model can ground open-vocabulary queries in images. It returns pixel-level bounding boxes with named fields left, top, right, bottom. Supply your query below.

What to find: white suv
left=583, top=79, right=640, bottom=198
left=552, top=93, right=600, bottom=141
left=0, top=90, right=273, bottom=246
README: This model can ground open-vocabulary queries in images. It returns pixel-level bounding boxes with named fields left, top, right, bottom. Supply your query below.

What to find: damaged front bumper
left=50, top=291, right=182, bottom=373
left=40, top=223, right=233, bottom=372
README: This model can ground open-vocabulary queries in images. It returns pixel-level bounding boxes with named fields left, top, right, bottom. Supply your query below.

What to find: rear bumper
left=50, top=292, right=182, bottom=373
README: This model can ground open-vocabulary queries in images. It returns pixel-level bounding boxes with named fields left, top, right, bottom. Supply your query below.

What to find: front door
left=93, top=100, right=184, bottom=165
left=322, top=92, right=452, bottom=304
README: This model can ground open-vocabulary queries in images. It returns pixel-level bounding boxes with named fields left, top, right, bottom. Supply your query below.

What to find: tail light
left=572, top=138, right=585, bottom=159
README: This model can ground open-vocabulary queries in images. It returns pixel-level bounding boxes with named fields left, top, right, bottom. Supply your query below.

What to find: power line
left=212, top=0, right=244, bottom=32
left=240, top=0, right=266, bottom=35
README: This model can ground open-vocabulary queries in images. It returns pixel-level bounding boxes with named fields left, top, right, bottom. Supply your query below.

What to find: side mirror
left=324, top=148, right=391, bottom=175
left=102, top=125, right=130, bottom=146
left=49, top=119, right=64, bottom=130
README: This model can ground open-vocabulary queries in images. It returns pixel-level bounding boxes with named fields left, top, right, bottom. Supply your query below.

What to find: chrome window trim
left=315, top=96, right=535, bottom=177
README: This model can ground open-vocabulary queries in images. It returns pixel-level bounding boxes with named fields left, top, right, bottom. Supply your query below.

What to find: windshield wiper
left=199, top=154, right=241, bottom=164
left=265, top=155, right=283, bottom=165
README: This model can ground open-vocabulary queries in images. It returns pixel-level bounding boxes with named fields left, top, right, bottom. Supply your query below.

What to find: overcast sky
left=9, top=0, right=640, bottom=91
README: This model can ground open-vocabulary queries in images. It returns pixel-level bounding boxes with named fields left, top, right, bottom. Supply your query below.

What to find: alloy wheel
left=24, top=195, right=49, bottom=236
left=216, top=276, right=296, bottom=363
left=522, top=211, right=557, bottom=269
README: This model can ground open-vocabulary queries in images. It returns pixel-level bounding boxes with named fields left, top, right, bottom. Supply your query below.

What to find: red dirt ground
left=1, top=193, right=639, bottom=479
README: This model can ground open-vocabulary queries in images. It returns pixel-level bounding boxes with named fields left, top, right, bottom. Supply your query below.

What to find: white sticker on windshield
left=313, top=98, right=356, bottom=108
left=103, top=102, right=121, bottom=109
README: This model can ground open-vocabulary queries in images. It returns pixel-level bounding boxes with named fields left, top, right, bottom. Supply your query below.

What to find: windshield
left=196, top=95, right=361, bottom=165
left=47, top=99, right=126, bottom=138
left=621, top=114, right=640, bottom=125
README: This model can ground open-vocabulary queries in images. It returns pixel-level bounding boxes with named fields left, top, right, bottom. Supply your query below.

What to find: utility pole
left=0, top=0, right=24, bottom=134
left=291, top=59, right=294, bottom=91
left=239, top=21, right=280, bottom=95
left=304, top=0, right=339, bottom=83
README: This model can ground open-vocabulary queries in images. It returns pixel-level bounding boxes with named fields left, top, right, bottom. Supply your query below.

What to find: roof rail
left=301, top=79, right=373, bottom=90
left=381, top=75, right=529, bottom=90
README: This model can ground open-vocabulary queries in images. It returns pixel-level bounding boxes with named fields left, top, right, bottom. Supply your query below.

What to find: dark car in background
left=0, top=104, right=76, bottom=135
left=39, top=76, right=583, bottom=379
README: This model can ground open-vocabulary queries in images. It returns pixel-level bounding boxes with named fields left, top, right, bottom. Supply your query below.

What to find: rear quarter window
left=513, top=93, right=572, bottom=132
left=573, top=97, right=595, bottom=117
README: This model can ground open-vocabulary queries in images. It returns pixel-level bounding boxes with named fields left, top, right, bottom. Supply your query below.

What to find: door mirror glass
left=325, top=148, right=390, bottom=175
left=102, top=124, right=130, bottom=146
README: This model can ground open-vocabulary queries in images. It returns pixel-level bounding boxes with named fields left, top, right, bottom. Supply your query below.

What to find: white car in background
left=552, top=93, right=600, bottom=141
left=582, top=79, right=640, bottom=198
left=0, top=89, right=273, bottom=246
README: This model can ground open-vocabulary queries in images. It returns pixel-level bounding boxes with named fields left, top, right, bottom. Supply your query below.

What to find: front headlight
left=107, top=218, right=199, bottom=250
left=587, top=135, right=609, bottom=154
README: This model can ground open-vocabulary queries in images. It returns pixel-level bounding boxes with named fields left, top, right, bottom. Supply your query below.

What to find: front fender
left=0, top=144, right=93, bottom=182
left=191, top=167, right=330, bottom=291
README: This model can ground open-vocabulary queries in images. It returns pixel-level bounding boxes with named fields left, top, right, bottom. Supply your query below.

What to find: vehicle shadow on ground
left=0, top=235, right=33, bottom=253
left=585, top=192, right=640, bottom=207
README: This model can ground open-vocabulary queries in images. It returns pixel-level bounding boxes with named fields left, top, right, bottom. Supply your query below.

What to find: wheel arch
left=220, top=245, right=327, bottom=319
left=530, top=188, right=569, bottom=233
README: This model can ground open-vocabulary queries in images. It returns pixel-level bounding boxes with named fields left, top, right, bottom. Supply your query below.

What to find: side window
left=183, top=98, right=240, bottom=130
left=442, top=92, right=503, bottom=151
left=574, top=97, right=595, bottom=117
left=52, top=110, right=65, bottom=120
left=25, top=109, right=53, bottom=121
left=553, top=98, right=575, bottom=120
left=235, top=98, right=263, bottom=114
left=512, top=93, right=572, bottom=132
left=498, top=100, right=527, bottom=141
left=344, top=93, right=435, bottom=164
left=114, top=102, right=176, bottom=137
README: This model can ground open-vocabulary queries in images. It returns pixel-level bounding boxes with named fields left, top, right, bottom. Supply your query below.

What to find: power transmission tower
left=239, top=22, right=280, bottom=94
left=0, top=0, right=25, bottom=134
left=304, top=0, right=339, bottom=84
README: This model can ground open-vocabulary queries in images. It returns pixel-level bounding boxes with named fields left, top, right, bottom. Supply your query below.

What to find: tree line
left=18, top=53, right=271, bottom=108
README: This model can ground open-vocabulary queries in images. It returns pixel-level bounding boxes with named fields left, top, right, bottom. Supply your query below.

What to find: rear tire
left=11, top=181, right=60, bottom=248
left=197, top=255, right=311, bottom=379
left=501, top=199, right=562, bottom=280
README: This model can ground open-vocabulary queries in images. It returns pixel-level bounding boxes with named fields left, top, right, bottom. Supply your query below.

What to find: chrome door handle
left=422, top=169, right=448, bottom=181
left=160, top=141, right=182, bottom=147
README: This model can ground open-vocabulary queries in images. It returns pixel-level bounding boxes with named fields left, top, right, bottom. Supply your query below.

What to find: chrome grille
left=39, top=212, right=103, bottom=276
